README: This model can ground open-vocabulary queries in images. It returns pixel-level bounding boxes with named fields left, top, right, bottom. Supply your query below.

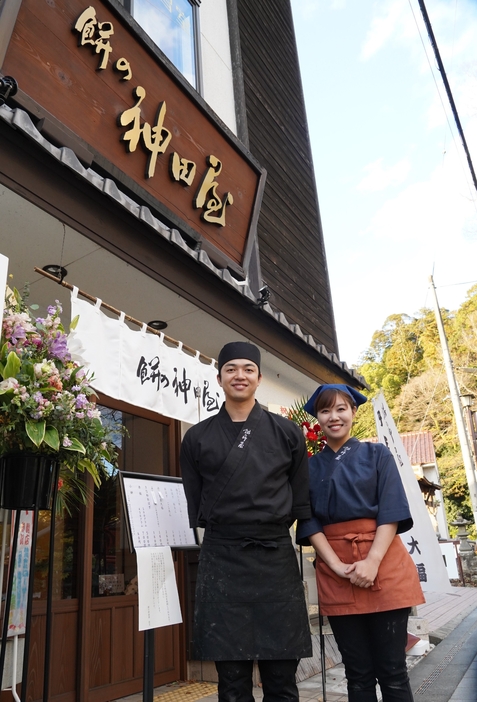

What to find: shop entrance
left=24, top=398, right=185, bottom=702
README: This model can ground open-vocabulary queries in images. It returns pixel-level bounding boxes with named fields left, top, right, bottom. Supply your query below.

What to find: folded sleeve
left=375, top=446, right=414, bottom=534
left=296, top=515, right=323, bottom=546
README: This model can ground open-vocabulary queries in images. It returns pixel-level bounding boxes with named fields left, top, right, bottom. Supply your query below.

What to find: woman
left=297, top=383, right=424, bottom=702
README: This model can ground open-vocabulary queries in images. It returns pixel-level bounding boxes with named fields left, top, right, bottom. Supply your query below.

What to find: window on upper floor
left=125, top=0, right=201, bottom=91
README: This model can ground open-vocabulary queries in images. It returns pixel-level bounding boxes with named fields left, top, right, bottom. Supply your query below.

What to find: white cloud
left=361, top=0, right=477, bottom=67
left=357, top=157, right=411, bottom=192
left=333, top=126, right=477, bottom=363
left=360, top=1, right=405, bottom=61
left=366, top=154, right=477, bottom=246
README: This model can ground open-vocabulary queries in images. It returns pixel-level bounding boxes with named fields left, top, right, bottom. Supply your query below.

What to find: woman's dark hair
left=314, top=388, right=357, bottom=415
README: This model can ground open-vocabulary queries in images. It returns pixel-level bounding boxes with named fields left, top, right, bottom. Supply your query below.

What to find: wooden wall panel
left=50, top=611, right=78, bottom=696
left=28, top=602, right=78, bottom=702
left=89, top=609, right=112, bottom=688
left=237, top=0, right=340, bottom=354
left=155, top=626, right=176, bottom=673
left=111, top=604, right=135, bottom=683
left=26, top=611, right=46, bottom=702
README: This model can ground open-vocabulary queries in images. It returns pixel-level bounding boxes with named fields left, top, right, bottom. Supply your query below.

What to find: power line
left=417, top=0, right=477, bottom=194
left=407, top=0, right=477, bottom=215
left=437, top=279, right=477, bottom=289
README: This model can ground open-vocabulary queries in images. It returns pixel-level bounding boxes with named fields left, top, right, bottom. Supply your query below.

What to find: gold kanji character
left=194, top=155, right=233, bottom=226
left=74, top=6, right=114, bottom=71
left=118, top=87, right=172, bottom=178
left=170, top=152, right=197, bottom=186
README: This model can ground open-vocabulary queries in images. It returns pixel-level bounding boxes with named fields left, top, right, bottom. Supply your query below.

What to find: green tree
left=354, top=290, right=477, bottom=538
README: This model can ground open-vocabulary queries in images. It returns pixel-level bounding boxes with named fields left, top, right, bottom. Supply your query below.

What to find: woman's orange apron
left=316, top=518, right=425, bottom=616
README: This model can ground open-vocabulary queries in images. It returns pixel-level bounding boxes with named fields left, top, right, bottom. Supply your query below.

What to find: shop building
left=0, top=1, right=364, bottom=700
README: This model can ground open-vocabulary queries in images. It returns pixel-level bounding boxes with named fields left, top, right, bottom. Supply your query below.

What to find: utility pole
left=429, top=275, right=477, bottom=527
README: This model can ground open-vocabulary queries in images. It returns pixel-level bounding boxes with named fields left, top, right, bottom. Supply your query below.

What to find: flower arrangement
left=287, top=398, right=327, bottom=456
left=0, top=287, right=118, bottom=489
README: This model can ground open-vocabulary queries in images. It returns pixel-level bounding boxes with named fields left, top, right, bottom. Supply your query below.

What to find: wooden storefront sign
left=1, top=0, right=264, bottom=271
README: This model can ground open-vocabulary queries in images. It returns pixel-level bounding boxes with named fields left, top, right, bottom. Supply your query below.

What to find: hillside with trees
left=354, top=284, right=477, bottom=536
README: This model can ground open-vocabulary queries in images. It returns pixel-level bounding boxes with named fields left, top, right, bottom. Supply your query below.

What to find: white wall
left=199, top=1, right=237, bottom=134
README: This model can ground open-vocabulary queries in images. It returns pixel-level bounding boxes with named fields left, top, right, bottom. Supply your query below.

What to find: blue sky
left=290, top=0, right=477, bottom=366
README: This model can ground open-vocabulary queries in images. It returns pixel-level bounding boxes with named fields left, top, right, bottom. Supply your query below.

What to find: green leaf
left=63, top=437, right=86, bottom=454
left=100, top=447, right=111, bottom=462
left=79, top=458, right=101, bottom=487
left=44, top=426, right=60, bottom=451
left=3, top=351, right=21, bottom=379
left=38, top=386, right=61, bottom=394
left=25, top=420, right=46, bottom=447
left=69, top=315, right=80, bottom=331
left=24, top=362, right=35, bottom=380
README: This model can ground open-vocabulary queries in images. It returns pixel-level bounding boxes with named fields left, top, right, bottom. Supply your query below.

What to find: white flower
left=0, top=378, right=19, bottom=391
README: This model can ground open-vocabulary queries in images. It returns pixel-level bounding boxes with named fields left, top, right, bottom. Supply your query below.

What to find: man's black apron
left=192, top=404, right=312, bottom=661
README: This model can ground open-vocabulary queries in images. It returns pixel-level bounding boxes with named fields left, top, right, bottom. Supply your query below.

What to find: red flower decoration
left=306, top=431, right=319, bottom=441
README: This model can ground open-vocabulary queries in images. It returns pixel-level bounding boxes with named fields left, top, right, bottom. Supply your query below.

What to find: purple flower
left=48, top=332, right=71, bottom=362
left=11, top=324, right=27, bottom=343
left=62, top=436, right=72, bottom=447
left=35, top=317, right=46, bottom=325
left=75, top=393, right=88, bottom=409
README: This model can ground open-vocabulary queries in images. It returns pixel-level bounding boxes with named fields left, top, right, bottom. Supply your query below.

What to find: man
left=180, top=341, right=312, bottom=702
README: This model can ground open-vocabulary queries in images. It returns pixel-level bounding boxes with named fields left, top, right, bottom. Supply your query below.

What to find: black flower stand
left=0, top=454, right=59, bottom=702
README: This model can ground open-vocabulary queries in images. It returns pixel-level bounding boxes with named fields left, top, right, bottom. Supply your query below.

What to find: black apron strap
left=201, top=402, right=263, bottom=522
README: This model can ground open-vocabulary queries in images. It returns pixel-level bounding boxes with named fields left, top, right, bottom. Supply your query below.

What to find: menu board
left=119, top=472, right=197, bottom=551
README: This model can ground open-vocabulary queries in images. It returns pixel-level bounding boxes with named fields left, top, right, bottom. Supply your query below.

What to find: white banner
left=68, top=290, right=223, bottom=424
left=0, top=254, right=8, bottom=323
left=372, top=392, right=451, bottom=592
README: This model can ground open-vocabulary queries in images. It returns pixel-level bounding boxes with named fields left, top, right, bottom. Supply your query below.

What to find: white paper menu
left=122, top=476, right=196, bottom=549
left=136, top=546, right=182, bottom=630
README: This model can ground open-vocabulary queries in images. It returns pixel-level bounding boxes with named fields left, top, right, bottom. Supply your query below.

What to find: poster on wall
left=372, top=392, right=452, bottom=592
left=68, top=290, right=224, bottom=424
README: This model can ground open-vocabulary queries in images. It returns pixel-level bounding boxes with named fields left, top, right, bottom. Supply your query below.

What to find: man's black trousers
left=215, top=659, right=299, bottom=702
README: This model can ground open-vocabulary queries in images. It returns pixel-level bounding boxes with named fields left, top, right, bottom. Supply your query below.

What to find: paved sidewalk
left=116, top=587, right=477, bottom=702
left=408, top=603, right=477, bottom=702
